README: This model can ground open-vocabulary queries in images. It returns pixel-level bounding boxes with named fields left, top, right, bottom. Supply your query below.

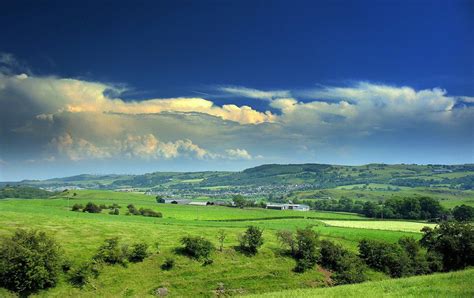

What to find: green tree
left=0, top=229, right=62, bottom=294
left=420, top=221, right=474, bottom=271
left=238, top=226, right=264, bottom=255
left=452, top=205, right=474, bottom=222
left=294, top=227, right=320, bottom=272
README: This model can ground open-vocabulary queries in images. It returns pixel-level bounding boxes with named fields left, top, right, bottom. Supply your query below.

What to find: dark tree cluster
left=303, top=196, right=446, bottom=220
left=0, top=229, right=63, bottom=294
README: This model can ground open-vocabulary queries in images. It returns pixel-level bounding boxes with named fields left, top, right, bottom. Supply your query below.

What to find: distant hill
left=7, top=163, right=474, bottom=191
left=0, top=185, right=57, bottom=199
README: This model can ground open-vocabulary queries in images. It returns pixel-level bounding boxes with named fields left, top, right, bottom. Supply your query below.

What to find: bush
left=94, top=237, right=129, bottom=266
left=128, top=242, right=149, bottom=262
left=161, top=258, right=175, bottom=270
left=238, top=226, right=264, bottom=255
left=68, top=262, right=100, bottom=288
left=109, top=203, right=121, bottom=209
left=139, top=208, right=163, bottom=217
left=99, top=204, right=108, bottom=210
left=420, top=221, right=474, bottom=271
left=71, top=203, right=83, bottom=211
left=109, top=208, right=120, bottom=215
left=0, top=229, right=62, bottom=294
left=294, top=227, right=320, bottom=272
left=83, top=202, right=102, bottom=213
left=180, top=236, right=214, bottom=260
left=127, top=204, right=140, bottom=215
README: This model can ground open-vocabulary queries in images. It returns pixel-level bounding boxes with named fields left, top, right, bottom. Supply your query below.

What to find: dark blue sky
left=2, top=0, right=473, bottom=97
left=1, top=0, right=473, bottom=180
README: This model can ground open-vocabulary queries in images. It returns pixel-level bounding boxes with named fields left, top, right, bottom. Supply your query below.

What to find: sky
left=0, top=0, right=473, bottom=181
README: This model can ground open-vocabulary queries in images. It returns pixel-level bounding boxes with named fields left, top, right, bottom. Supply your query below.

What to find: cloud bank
left=0, top=70, right=472, bottom=180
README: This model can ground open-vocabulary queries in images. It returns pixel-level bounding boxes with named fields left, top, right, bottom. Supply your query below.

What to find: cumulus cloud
left=224, top=148, right=252, bottom=160
left=0, top=69, right=472, bottom=176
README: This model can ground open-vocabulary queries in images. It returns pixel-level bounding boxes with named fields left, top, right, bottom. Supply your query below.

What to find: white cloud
left=219, top=86, right=290, bottom=100
left=224, top=148, right=252, bottom=160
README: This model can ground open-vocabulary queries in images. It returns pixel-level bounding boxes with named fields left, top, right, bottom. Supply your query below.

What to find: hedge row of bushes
left=71, top=202, right=162, bottom=217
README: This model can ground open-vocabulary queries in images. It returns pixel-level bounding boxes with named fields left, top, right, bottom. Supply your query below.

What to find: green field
left=246, top=268, right=474, bottom=297
left=0, top=189, right=469, bottom=297
left=320, top=220, right=436, bottom=233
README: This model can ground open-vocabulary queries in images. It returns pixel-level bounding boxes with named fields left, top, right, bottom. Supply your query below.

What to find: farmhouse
left=266, top=203, right=310, bottom=211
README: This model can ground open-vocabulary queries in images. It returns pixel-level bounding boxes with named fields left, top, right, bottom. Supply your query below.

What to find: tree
left=238, top=226, right=264, bottom=255
left=156, top=195, right=165, bottom=204
left=180, top=236, right=214, bottom=260
left=276, top=230, right=296, bottom=256
left=420, top=221, right=474, bottom=271
left=0, top=229, right=62, bottom=294
left=233, top=195, right=247, bottom=208
left=452, top=205, right=474, bottom=222
left=217, top=230, right=227, bottom=252
left=294, top=227, right=320, bottom=272
left=127, top=204, right=140, bottom=215
left=358, top=239, right=411, bottom=277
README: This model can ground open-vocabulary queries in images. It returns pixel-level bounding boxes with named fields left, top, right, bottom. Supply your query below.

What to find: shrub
left=109, top=203, right=121, bottom=209
left=128, top=242, right=149, bottom=262
left=99, top=204, right=108, bottom=210
left=71, top=203, right=83, bottom=211
left=161, top=258, right=175, bottom=270
left=127, top=204, right=140, bottom=215
left=180, top=236, right=214, bottom=260
left=238, top=226, right=264, bottom=255
left=94, top=237, right=129, bottom=266
left=420, top=221, right=474, bottom=271
left=68, top=262, right=100, bottom=288
left=109, top=208, right=120, bottom=215
left=139, top=208, right=163, bottom=217
left=0, top=229, right=62, bottom=294
left=294, top=227, right=320, bottom=272
left=83, top=202, right=102, bottom=213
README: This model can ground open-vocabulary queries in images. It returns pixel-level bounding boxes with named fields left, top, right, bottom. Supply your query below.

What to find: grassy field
left=291, top=187, right=474, bottom=208
left=0, top=189, right=466, bottom=297
left=246, top=268, right=474, bottom=297
left=319, top=220, right=436, bottom=233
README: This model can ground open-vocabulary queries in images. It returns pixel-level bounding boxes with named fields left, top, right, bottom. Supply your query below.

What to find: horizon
left=3, top=161, right=473, bottom=182
left=1, top=0, right=473, bottom=181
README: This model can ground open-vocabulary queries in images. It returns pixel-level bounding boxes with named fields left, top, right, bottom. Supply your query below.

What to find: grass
left=245, top=268, right=474, bottom=297
left=0, top=189, right=462, bottom=297
left=319, top=220, right=436, bottom=233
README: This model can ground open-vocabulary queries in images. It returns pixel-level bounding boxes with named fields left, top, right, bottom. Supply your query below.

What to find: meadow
left=0, top=189, right=468, bottom=297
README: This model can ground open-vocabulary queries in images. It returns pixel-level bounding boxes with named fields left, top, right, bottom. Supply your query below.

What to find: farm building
left=188, top=201, right=214, bottom=206
left=266, top=203, right=310, bottom=211
left=160, top=199, right=192, bottom=204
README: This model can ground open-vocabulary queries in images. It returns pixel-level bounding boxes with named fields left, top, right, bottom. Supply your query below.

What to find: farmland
left=0, top=189, right=439, bottom=297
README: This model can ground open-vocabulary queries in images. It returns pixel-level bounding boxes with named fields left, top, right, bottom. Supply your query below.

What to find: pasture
left=0, top=189, right=465, bottom=297
left=320, top=220, right=437, bottom=233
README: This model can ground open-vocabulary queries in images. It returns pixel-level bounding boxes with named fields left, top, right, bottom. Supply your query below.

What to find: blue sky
left=0, top=0, right=473, bottom=180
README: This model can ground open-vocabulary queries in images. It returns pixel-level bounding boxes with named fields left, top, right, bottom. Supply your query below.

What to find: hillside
left=245, top=268, right=474, bottom=297
left=10, top=163, right=474, bottom=191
